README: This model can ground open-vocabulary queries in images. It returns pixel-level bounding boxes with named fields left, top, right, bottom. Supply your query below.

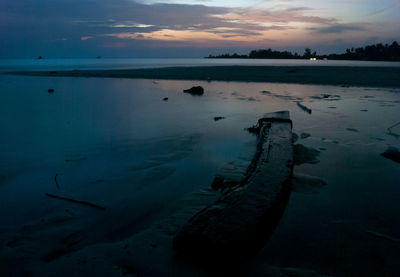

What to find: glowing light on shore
left=81, top=36, right=95, bottom=41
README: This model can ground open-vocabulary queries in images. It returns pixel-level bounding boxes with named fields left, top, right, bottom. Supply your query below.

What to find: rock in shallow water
left=183, top=86, right=204, bottom=95
left=381, top=147, right=400, bottom=163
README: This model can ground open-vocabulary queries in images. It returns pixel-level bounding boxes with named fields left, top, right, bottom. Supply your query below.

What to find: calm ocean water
left=1, top=58, right=400, bottom=72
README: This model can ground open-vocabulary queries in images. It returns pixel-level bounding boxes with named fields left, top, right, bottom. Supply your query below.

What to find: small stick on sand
left=54, top=173, right=60, bottom=190
left=388, top=121, right=400, bottom=131
left=296, top=101, right=312, bottom=114
left=45, top=193, right=106, bottom=211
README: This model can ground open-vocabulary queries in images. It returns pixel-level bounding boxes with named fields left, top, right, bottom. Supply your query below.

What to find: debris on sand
left=183, top=86, right=204, bottom=95
left=346, top=128, right=359, bottom=132
left=214, top=116, right=225, bottom=121
left=54, top=173, right=61, bottom=190
left=237, top=96, right=257, bottom=102
left=311, top=94, right=341, bottom=101
left=386, top=122, right=400, bottom=138
left=300, top=133, right=311, bottom=139
left=260, top=90, right=299, bottom=101
left=211, top=176, right=238, bottom=190
left=296, top=101, right=312, bottom=114
left=380, top=147, right=400, bottom=163
left=366, top=230, right=399, bottom=242
left=387, top=121, right=400, bottom=132
left=294, top=144, right=320, bottom=165
left=48, top=89, right=54, bottom=93
left=45, top=193, right=106, bottom=211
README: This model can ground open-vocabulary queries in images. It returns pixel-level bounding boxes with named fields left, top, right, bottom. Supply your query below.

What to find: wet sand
left=0, top=74, right=399, bottom=276
left=8, top=65, right=400, bottom=87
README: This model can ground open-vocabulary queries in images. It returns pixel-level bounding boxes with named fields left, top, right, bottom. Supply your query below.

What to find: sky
left=1, top=0, right=399, bottom=58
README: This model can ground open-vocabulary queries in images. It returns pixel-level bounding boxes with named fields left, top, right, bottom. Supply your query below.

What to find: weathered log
left=173, top=111, right=294, bottom=259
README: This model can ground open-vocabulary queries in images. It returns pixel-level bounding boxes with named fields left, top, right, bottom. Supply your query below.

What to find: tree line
left=206, top=41, right=400, bottom=61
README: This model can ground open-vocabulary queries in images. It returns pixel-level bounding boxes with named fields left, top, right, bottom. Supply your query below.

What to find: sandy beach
left=9, top=65, right=400, bottom=88
left=2, top=0, right=400, bottom=274
left=1, top=69, right=400, bottom=276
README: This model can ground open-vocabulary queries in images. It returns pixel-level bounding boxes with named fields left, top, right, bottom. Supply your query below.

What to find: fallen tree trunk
left=173, top=111, right=294, bottom=259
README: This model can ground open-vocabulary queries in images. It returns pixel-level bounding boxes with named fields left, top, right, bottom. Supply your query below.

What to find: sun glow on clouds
left=100, top=6, right=338, bottom=46
left=106, top=29, right=262, bottom=42
left=75, top=0, right=399, bottom=51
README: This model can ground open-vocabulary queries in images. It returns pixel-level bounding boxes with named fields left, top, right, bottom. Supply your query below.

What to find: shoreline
left=6, top=65, right=400, bottom=87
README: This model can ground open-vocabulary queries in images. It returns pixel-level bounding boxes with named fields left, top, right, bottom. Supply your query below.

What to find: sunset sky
left=1, top=0, right=399, bottom=58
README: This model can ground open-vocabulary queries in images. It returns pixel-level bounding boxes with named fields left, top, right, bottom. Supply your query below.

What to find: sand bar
left=7, top=65, right=400, bottom=87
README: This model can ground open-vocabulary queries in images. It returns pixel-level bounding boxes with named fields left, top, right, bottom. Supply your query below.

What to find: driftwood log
left=173, top=111, right=294, bottom=259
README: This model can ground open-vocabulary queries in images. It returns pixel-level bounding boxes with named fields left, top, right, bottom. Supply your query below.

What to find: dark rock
left=163, top=97, right=168, bottom=101
left=211, top=176, right=238, bottom=190
left=214, top=116, right=225, bottom=121
left=381, top=147, right=400, bottom=163
left=211, top=176, right=225, bottom=190
left=183, top=86, right=204, bottom=95
left=48, top=89, right=54, bottom=93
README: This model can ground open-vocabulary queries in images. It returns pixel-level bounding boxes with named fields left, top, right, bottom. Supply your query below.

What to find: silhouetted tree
left=206, top=41, right=400, bottom=61
left=303, top=48, right=312, bottom=59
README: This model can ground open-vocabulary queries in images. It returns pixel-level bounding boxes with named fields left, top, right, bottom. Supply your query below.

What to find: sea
left=1, top=57, right=400, bottom=72
left=0, top=58, right=399, bottom=276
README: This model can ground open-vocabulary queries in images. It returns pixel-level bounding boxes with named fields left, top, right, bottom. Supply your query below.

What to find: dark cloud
left=308, top=24, right=366, bottom=34
left=0, top=0, right=390, bottom=58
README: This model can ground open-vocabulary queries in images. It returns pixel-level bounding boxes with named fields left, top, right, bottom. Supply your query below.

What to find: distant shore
left=7, top=66, right=400, bottom=87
